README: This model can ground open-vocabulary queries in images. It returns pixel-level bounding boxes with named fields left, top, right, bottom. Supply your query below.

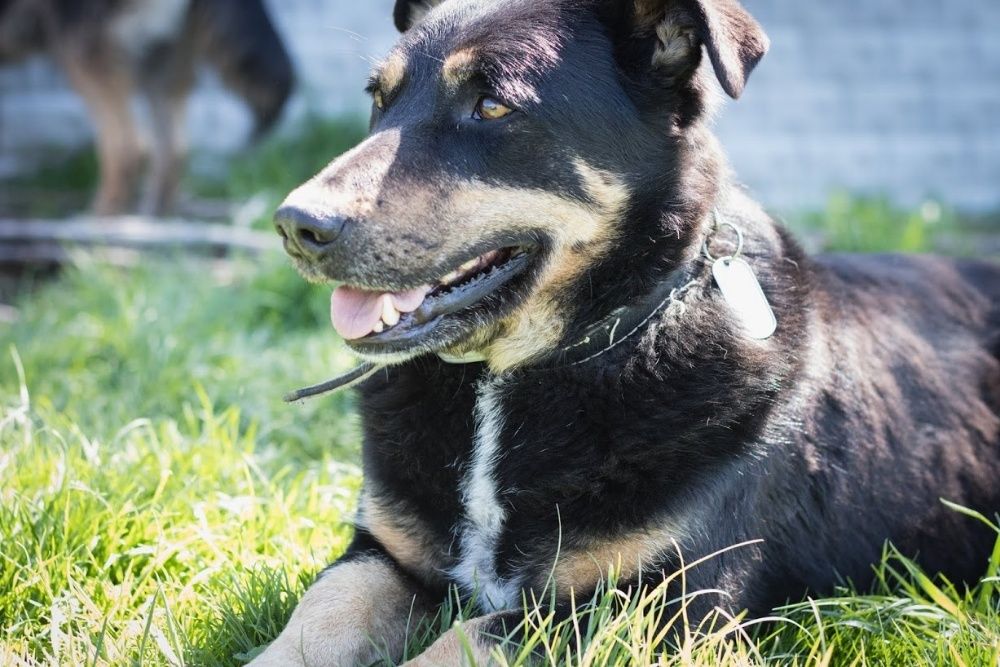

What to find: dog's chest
left=445, top=372, right=661, bottom=611
left=365, top=364, right=677, bottom=611
left=450, top=376, right=518, bottom=611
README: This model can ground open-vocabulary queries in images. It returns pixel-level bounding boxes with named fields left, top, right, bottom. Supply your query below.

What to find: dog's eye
left=474, top=96, right=513, bottom=121
left=373, top=90, right=385, bottom=111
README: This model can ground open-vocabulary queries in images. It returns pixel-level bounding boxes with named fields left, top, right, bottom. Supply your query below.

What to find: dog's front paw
left=242, top=649, right=292, bottom=667
left=402, top=624, right=499, bottom=667
left=242, top=636, right=376, bottom=667
left=241, top=640, right=305, bottom=667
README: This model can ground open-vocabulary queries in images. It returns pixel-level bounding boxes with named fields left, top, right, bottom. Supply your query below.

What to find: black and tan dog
left=0, top=0, right=293, bottom=215
left=258, top=0, right=1000, bottom=664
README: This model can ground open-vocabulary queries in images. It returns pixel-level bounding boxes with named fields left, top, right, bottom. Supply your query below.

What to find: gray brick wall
left=721, top=0, right=1000, bottom=210
left=1, top=0, right=998, bottom=211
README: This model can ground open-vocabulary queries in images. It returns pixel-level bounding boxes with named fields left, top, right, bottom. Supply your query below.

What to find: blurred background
left=0, top=2, right=997, bottom=665
left=3, top=0, right=1000, bottom=213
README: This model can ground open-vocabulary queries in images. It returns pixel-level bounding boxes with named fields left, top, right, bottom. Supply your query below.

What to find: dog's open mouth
left=330, top=245, right=536, bottom=354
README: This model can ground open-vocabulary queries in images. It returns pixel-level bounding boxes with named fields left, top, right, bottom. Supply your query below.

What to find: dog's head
left=276, top=0, right=767, bottom=370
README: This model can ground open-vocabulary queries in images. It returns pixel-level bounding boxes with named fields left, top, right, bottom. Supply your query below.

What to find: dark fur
left=263, top=0, right=1000, bottom=662
left=0, top=0, right=293, bottom=214
left=188, top=0, right=293, bottom=137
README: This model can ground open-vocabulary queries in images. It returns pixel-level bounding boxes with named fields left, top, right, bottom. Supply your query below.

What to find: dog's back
left=769, top=253, right=1000, bottom=595
left=815, top=253, right=1000, bottom=370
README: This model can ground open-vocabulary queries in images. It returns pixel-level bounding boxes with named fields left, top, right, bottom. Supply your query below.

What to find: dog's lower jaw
left=348, top=332, right=495, bottom=368
left=351, top=346, right=428, bottom=368
left=347, top=321, right=518, bottom=370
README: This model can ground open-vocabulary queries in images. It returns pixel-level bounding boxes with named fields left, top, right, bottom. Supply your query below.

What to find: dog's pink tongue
left=330, top=285, right=429, bottom=340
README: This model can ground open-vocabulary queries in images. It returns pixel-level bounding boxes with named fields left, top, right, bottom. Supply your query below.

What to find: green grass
left=1, top=118, right=998, bottom=665
left=0, top=255, right=364, bottom=665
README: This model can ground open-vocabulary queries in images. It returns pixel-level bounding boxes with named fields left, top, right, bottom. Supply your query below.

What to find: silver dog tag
left=712, top=257, right=777, bottom=340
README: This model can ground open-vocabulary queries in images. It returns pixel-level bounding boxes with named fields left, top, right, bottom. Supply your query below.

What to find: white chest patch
left=450, top=377, right=520, bottom=612
left=111, top=0, right=190, bottom=56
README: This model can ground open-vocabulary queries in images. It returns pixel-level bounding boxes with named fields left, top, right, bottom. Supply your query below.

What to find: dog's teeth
left=373, top=321, right=385, bottom=334
left=381, top=296, right=401, bottom=327
left=439, top=251, right=507, bottom=287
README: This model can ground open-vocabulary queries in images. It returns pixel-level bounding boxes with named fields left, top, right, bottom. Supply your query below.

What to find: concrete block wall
left=720, top=0, right=1000, bottom=210
left=1, top=0, right=998, bottom=211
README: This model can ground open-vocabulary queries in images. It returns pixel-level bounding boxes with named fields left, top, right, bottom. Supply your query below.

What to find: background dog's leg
left=247, top=553, right=434, bottom=667
left=62, top=55, right=142, bottom=216
left=403, top=611, right=522, bottom=667
left=138, top=42, right=195, bottom=216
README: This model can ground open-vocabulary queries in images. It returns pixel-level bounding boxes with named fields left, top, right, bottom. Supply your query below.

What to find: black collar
left=538, top=259, right=705, bottom=369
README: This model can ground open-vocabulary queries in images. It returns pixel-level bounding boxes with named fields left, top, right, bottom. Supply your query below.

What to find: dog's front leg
left=403, top=611, right=522, bottom=667
left=247, top=552, right=433, bottom=667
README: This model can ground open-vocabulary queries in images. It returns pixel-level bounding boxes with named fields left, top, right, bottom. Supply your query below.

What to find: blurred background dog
left=0, top=0, right=293, bottom=215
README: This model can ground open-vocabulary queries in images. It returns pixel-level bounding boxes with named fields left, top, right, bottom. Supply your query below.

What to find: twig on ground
left=0, top=216, right=279, bottom=255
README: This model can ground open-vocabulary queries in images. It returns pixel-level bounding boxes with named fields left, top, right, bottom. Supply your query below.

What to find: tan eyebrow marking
left=378, top=51, right=409, bottom=95
left=442, top=47, right=478, bottom=87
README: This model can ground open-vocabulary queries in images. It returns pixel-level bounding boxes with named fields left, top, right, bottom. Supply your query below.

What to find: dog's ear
left=393, top=0, right=447, bottom=32
left=618, top=0, right=769, bottom=99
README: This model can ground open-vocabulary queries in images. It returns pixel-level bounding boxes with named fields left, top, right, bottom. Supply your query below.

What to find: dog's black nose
left=274, top=205, right=347, bottom=259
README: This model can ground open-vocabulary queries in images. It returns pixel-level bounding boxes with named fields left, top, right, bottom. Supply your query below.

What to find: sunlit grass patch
left=0, top=365, right=359, bottom=665
left=0, top=252, right=363, bottom=665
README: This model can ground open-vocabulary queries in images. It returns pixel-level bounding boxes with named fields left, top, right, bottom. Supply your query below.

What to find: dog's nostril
left=273, top=205, right=347, bottom=256
left=299, top=227, right=321, bottom=246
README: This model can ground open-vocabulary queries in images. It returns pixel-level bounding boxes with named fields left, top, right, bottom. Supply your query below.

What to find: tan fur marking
left=246, top=557, right=431, bottom=667
left=485, top=161, right=629, bottom=371
left=442, top=48, right=478, bottom=87
left=379, top=51, right=409, bottom=96
left=359, top=492, right=447, bottom=585
left=541, top=524, right=686, bottom=596
left=403, top=614, right=506, bottom=667
left=629, top=2, right=697, bottom=67
left=282, top=128, right=401, bottom=226
left=435, top=162, right=628, bottom=370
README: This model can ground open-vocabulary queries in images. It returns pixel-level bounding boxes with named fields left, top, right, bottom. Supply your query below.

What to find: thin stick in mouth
left=284, top=362, right=383, bottom=402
